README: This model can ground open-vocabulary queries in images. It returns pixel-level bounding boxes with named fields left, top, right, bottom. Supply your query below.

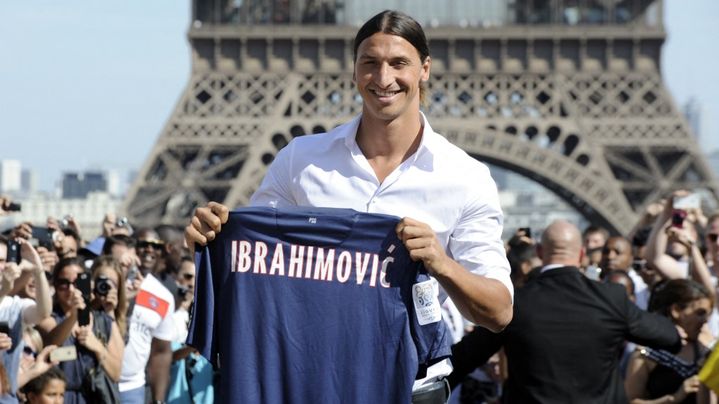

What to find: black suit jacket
left=449, top=266, right=680, bottom=404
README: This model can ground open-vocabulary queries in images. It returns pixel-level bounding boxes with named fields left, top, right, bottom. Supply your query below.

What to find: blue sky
left=0, top=0, right=717, bottom=192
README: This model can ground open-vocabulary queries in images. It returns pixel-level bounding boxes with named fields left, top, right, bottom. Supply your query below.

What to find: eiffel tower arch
left=123, top=0, right=719, bottom=236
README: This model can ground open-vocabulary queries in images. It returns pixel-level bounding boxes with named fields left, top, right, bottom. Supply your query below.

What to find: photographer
left=89, top=256, right=127, bottom=340
left=645, top=192, right=714, bottom=306
left=36, top=257, right=123, bottom=403
left=0, top=236, right=52, bottom=400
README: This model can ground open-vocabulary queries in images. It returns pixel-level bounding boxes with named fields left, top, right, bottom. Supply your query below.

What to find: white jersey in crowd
left=119, top=274, right=176, bottom=392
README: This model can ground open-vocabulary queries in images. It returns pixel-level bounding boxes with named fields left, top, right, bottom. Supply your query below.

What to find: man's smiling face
left=354, top=32, right=430, bottom=123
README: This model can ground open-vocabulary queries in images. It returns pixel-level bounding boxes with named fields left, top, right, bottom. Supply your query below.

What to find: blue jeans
left=120, top=386, right=145, bottom=404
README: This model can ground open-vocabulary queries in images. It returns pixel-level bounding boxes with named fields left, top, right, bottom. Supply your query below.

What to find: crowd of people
left=0, top=199, right=212, bottom=404
left=445, top=191, right=719, bottom=403
left=1, top=7, right=718, bottom=403
left=1, top=190, right=718, bottom=403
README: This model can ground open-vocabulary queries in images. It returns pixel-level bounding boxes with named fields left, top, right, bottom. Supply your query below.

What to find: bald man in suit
left=449, top=220, right=680, bottom=403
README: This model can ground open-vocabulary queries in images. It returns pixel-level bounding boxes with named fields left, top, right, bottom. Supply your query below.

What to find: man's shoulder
left=141, top=274, right=175, bottom=302
left=423, top=129, right=491, bottom=175
left=517, top=266, right=629, bottom=303
left=286, top=117, right=357, bottom=151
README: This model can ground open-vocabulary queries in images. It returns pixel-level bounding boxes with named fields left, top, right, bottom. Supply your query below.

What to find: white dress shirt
left=249, top=112, right=513, bottom=389
left=250, top=113, right=513, bottom=300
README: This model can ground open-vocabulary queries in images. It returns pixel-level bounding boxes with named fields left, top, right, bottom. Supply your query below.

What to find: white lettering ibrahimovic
left=230, top=240, right=394, bottom=288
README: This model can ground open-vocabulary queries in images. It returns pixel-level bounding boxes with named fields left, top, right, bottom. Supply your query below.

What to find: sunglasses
left=137, top=241, right=164, bottom=250
left=709, top=233, right=719, bottom=243
left=54, top=278, right=79, bottom=290
left=23, top=346, right=37, bottom=358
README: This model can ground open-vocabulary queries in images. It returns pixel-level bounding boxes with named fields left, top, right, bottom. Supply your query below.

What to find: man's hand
left=2, top=262, right=22, bottom=285
left=396, top=217, right=451, bottom=276
left=18, top=239, right=44, bottom=272
left=185, top=202, right=230, bottom=253
left=36, top=247, right=59, bottom=273
left=11, top=223, right=32, bottom=240
left=0, top=197, right=20, bottom=215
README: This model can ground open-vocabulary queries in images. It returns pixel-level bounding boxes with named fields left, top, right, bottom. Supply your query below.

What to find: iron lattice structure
left=124, top=0, right=719, bottom=235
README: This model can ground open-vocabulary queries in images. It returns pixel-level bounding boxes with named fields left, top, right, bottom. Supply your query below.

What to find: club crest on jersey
left=230, top=240, right=395, bottom=288
left=136, top=289, right=170, bottom=318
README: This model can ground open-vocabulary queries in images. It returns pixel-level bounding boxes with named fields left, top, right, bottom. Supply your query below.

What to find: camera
left=116, top=217, right=129, bottom=228
left=60, top=215, right=72, bottom=229
left=94, top=276, right=113, bottom=296
left=4, top=202, right=21, bottom=212
left=30, top=227, right=57, bottom=250
left=6, top=240, right=22, bottom=264
left=631, top=259, right=646, bottom=273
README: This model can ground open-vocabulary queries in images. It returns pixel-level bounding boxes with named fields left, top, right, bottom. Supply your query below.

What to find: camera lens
left=94, top=276, right=113, bottom=296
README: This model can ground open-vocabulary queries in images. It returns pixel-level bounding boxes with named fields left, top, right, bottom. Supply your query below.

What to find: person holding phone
left=36, top=257, right=123, bottom=403
left=645, top=192, right=714, bottom=308
left=0, top=236, right=52, bottom=401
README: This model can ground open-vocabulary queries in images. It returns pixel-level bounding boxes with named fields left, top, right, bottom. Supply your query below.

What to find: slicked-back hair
left=353, top=10, right=430, bottom=104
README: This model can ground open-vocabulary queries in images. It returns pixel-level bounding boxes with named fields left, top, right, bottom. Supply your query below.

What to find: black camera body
left=6, top=240, right=21, bottom=264
left=94, top=276, right=113, bottom=296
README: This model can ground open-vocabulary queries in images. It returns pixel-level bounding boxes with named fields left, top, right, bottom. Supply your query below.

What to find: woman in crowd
left=17, top=325, right=59, bottom=392
left=89, top=256, right=128, bottom=340
left=625, top=279, right=714, bottom=403
left=36, top=257, right=124, bottom=403
left=22, top=367, right=66, bottom=404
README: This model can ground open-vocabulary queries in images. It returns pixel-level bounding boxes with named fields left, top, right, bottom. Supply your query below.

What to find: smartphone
left=0, top=321, right=10, bottom=335
left=75, top=272, right=92, bottom=326
left=6, top=240, right=21, bottom=264
left=632, top=259, right=646, bottom=273
left=671, top=209, right=687, bottom=229
left=50, top=346, right=77, bottom=362
left=30, top=227, right=55, bottom=250
left=5, top=202, right=21, bottom=212
left=673, top=193, right=700, bottom=210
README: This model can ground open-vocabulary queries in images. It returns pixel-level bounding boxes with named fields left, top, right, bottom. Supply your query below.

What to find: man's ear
left=670, top=304, right=682, bottom=321
left=420, top=56, right=431, bottom=82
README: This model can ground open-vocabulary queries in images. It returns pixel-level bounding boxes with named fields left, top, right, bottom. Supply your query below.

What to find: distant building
left=21, top=169, right=37, bottom=194
left=683, top=97, right=703, bottom=142
left=0, top=191, right=122, bottom=240
left=62, top=171, right=108, bottom=199
left=106, top=169, right=121, bottom=197
left=0, top=160, right=22, bottom=194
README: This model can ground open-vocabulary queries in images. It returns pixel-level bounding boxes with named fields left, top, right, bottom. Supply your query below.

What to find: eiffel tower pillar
left=123, top=0, right=719, bottom=235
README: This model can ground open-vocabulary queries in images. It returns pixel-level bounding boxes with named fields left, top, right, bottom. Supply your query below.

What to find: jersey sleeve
left=151, top=296, right=176, bottom=341
left=186, top=247, right=216, bottom=362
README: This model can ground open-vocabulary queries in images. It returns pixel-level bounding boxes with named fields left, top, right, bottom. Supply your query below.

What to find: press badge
left=412, top=279, right=441, bottom=325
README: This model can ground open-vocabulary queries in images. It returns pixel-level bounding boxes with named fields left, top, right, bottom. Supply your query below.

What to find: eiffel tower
left=123, top=0, right=719, bottom=235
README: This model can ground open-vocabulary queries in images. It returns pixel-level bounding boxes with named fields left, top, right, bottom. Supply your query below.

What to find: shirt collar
left=540, top=264, right=566, bottom=273
left=342, top=111, right=437, bottom=159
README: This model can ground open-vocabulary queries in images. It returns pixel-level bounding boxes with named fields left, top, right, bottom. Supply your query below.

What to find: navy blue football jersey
left=187, top=206, right=452, bottom=404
